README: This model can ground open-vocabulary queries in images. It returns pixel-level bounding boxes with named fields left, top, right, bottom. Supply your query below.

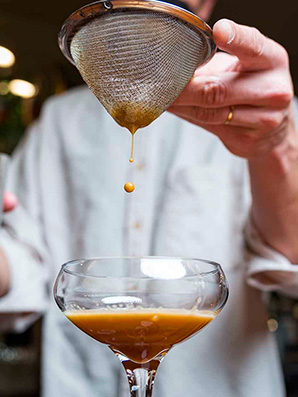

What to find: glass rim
left=61, top=256, right=223, bottom=279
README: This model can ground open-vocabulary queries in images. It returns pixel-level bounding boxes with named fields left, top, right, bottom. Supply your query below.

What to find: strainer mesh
left=70, top=9, right=208, bottom=131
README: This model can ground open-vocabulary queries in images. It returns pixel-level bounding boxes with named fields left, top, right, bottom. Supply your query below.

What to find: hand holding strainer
left=59, top=0, right=216, bottom=132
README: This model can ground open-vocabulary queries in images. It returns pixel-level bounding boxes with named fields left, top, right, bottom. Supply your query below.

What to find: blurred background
left=0, top=0, right=298, bottom=396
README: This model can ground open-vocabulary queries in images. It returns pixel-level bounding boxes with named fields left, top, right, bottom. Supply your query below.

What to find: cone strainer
left=59, top=0, right=216, bottom=132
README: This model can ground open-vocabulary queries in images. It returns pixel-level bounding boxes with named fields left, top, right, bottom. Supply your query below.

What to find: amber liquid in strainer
left=111, top=102, right=160, bottom=161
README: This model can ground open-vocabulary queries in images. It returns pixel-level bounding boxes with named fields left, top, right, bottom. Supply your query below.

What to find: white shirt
left=0, top=86, right=297, bottom=396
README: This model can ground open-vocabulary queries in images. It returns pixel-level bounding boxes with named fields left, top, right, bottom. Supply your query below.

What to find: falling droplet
left=129, top=131, right=135, bottom=163
left=124, top=182, right=135, bottom=193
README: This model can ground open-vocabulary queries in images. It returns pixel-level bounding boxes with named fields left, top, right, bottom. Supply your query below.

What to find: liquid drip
left=129, top=133, right=135, bottom=163
left=124, top=182, right=135, bottom=193
left=110, top=103, right=160, bottom=193
left=66, top=309, right=215, bottom=364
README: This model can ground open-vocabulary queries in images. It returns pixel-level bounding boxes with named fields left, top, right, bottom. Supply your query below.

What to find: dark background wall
left=0, top=0, right=298, bottom=93
left=210, top=0, right=298, bottom=92
left=1, top=1, right=298, bottom=396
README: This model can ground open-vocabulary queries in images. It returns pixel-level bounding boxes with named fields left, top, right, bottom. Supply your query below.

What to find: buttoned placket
left=117, top=130, right=157, bottom=396
left=124, top=131, right=156, bottom=257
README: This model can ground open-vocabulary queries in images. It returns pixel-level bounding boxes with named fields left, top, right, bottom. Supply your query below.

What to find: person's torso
left=40, top=87, right=284, bottom=397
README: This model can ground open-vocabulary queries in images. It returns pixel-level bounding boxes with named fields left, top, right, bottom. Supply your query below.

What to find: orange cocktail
left=67, top=309, right=215, bottom=363
left=54, top=257, right=228, bottom=396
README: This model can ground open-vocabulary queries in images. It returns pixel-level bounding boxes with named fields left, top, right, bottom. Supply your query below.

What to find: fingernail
left=220, top=19, right=235, bottom=45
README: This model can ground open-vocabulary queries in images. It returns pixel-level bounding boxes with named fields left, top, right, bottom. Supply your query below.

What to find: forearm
left=0, top=246, right=11, bottom=297
left=249, top=119, right=298, bottom=263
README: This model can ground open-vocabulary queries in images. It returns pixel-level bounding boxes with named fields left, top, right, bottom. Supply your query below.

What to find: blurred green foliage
left=0, top=92, right=33, bottom=154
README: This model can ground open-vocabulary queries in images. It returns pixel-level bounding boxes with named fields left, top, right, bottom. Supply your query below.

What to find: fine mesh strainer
left=59, top=0, right=216, bottom=131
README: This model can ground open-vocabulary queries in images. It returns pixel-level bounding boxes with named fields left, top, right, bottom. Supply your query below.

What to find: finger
left=213, top=19, right=287, bottom=71
left=172, top=72, right=290, bottom=108
left=194, top=52, right=237, bottom=76
left=168, top=105, right=287, bottom=130
left=168, top=114, right=286, bottom=158
left=3, top=192, right=18, bottom=212
left=169, top=111, right=253, bottom=140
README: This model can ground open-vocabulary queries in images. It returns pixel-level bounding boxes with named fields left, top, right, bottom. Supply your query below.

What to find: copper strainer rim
left=58, top=0, right=216, bottom=66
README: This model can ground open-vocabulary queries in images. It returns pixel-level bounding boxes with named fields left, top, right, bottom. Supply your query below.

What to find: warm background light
left=0, top=46, right=15, bottom=68
left=9, top=79, right=37, bottom=99
left=267, top=318, right=279, bottom=333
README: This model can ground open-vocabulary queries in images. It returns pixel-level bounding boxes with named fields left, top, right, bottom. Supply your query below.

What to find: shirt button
left=137, top=162, right=145, bottom=171
left=133, top=221, right=142, bottom=230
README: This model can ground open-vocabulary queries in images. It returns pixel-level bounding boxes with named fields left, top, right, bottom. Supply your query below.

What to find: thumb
left=213, top=19, right=279, bottom=71
left=213, top=19, right=236, bottom=48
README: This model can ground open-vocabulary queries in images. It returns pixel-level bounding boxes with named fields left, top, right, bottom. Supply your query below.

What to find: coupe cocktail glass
left=54, top=257, right=228, bottom=396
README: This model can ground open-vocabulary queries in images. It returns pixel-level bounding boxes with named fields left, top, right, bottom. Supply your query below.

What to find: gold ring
left=225, top=105, right=235, bottom=125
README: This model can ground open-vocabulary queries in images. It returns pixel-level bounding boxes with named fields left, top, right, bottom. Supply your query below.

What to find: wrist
left=249, top=122, right=298, bottom=176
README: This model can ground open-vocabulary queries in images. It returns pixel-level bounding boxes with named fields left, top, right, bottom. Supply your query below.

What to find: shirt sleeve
left=0, top=119, right=50, bottom=331
left=244, top=98, right=298, bottom=298
left=244, top=215, right=298, bottom=298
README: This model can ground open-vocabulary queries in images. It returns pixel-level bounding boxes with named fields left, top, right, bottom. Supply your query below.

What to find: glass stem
left=118, top=354, right=163, bottom=397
